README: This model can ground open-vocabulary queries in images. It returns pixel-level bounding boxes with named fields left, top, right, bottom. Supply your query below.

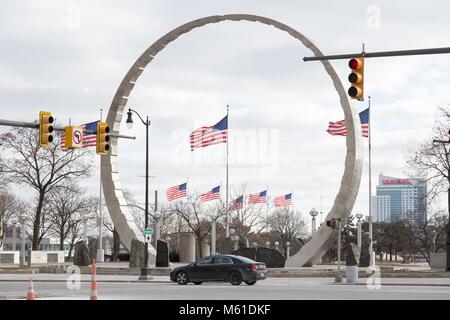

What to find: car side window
left=214, top=257, right=233, bottom=264
left=198, top=257, right=213, bottom=265
left=222, top=257, right=233, bottom=264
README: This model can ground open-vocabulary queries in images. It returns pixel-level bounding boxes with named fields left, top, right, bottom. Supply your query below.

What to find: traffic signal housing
left=39, top=111, right=54, bottom=147
left=96, top=121, right=110, bottom=155
left=348, top=58, right=364, bottom=100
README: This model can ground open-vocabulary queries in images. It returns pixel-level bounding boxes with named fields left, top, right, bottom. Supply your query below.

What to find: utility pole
left=335, top=218, right=343, bottom=283
left=433, top=138, right=450, bottom=271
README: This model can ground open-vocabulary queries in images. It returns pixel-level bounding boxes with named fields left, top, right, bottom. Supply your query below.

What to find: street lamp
left=309, top=208, right=319, bottom=236
left=18, top=215, right=26, bottom=266
left=125, top=108, right=152, bottom=281
left=11, top=219, right=17, bottom=251
left=355, top=213, right=363, bottom=250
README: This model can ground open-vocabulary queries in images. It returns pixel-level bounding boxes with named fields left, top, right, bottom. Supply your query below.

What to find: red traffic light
left=349, top=58, right=363, bottom=70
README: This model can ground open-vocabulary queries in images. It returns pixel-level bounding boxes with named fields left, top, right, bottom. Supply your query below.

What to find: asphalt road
left=1, top=278, right=450, bottom=300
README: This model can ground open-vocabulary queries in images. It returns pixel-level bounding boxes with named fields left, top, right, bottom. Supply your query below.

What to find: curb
left=1, top=279, right=449, bottom=287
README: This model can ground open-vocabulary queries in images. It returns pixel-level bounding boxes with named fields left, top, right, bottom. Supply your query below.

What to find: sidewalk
left=0, top=273, right=171, bottom=283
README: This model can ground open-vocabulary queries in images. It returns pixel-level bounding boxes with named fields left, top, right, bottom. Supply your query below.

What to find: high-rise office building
left=374, top=174, right=427, bottom=224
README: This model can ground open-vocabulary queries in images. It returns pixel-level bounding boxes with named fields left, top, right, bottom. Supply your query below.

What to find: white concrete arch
left=101, top=14, right=363, bottom=267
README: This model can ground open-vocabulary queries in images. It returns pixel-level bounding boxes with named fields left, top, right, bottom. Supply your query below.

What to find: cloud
left=1, top=0, right=450, bottom=220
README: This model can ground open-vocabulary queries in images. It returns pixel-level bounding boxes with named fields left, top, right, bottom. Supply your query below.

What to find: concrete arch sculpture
left=101, top=14, right=363, bottom=267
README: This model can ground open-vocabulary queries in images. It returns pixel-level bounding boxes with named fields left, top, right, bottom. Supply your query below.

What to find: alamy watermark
left=171, top=128, right=280, bottom=175
left=366, top=5, right=382, bottom=30
left=66, top=5, right=81, bottom=30
left=66, top=265, right=81, bottom=290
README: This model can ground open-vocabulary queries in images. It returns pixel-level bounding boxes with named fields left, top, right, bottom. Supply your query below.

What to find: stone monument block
left=88, top=237, right=98, bottom=261
left=358, top=235, right=370, bottom=267
left=256, top=247, right=286, bottom=268
left=232, top=247, right=257, bottom=260
left=129, top=238, right=145, bottom=268
left=156, top=240, right=169, bottom=267
left=73, top=241, right=91, bottom=266
left=238, top=236, right=249, bottom=249
left=217, top=238, right=234, bottom=255
left=346, top=243, right=360, bottom=266
left=179, top=232, right=196, bottom=263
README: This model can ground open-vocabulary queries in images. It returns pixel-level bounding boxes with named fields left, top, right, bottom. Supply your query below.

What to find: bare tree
left=404, top=211, right=448, bottom=264
left=229, top=185, right=267, bottom=237
left=0, top=190, right=27, bottom=248
left=268, top=208, right=307, bottom=255
left=47, top=183, right=97, bottom=251
left=406, top=106, right=450, bottom=269
left=0, top=127, right=93, bottom=249
left=172, top=194, right=225, bottom=258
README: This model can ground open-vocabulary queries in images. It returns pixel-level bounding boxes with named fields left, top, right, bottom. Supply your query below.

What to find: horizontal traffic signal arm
left=303, top=46, right=450, bottom=61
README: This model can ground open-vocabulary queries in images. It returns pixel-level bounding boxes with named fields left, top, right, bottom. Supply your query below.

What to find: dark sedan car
left=170, top=255, right=266, bottom=286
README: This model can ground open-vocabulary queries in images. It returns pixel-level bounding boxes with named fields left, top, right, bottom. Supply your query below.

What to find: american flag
left=248, top=190, right=267, bottom=204
left=190, top=115, right=228, bottom=151
left=274, top=193, right=292, bottom=207
left=326, top=108, right=369, bottom=137
left=60, top=121, right=99, bottom=151
left=229, top=195, right=243, bottom=211
left=200, top=185, right=221, bottom=202
left=166, top=182, right=187, bottom=201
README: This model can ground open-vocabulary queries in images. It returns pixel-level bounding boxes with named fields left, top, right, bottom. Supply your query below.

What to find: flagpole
left=186, top=177, right=190, bottom=210
left=225, top=105, right=230, bottom=238
left=291, top=188, right=294, bottom=213
left=368, top=96, right=375, bottom=267
left=266, top=186, right=269, bottom=233
left=97, top=108, right=104, bottom=263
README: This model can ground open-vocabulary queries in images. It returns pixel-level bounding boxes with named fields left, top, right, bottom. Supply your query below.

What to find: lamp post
left=211, top=217, right=216, bottom=255
left=309, top=208, right=319, bottom=236
left=126, top=108, right=152, bottom=281
left=11, top=219, right=17, bottom=251
left=355, top=213, right=363, bottom=250
left=18, top=215, right=26, bottom=266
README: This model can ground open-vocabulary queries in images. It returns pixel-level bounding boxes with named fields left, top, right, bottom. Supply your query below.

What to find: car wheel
left=193, top=282, right=203, bottom=285
left=229, top=272, right=242, bottom=286
left=176, top=271, right=189, bottom=285
left=245, top=281, right=257, bottom=285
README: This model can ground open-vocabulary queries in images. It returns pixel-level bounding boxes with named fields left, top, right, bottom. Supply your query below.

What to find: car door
left=189, top=256, right=215, bottom=281
left=212, top=256, right=234, bottom=280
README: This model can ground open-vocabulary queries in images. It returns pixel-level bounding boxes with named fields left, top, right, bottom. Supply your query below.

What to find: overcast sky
left=1, top=1, right=450, bottom=228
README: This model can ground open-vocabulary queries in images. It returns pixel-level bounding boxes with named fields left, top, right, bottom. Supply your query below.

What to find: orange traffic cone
left=90, top=259, right=97, bottom=300
left=26, top=277, right=36, bottom=300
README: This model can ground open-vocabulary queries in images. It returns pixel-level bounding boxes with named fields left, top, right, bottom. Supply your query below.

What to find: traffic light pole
left=335, top=218, right=343, bottom=283
left=303, top=46, right=450, bottom=61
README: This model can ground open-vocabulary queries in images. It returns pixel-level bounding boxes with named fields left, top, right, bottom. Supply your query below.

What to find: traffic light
left=39, top=111, right=54, bottom=147
left=347, top=58, right=364, bottom=100
left=326, top=219, right=337, bottom=229
left=96, top=121, right=110, bottom=155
